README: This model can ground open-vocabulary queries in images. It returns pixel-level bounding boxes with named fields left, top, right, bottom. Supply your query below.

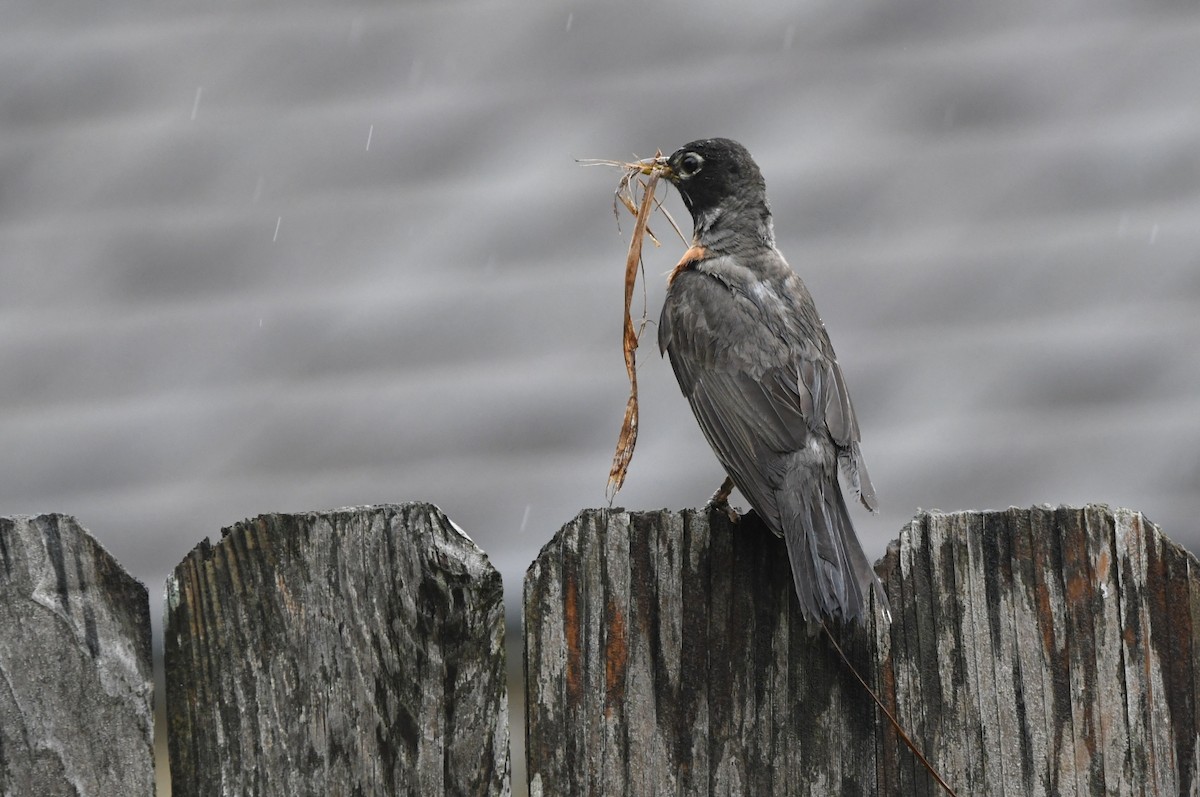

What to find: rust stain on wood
left=1034, top=574, right=1057, bottom=658
left=604, top=599, right=628, bottom=714
left=1065, top=564, right=1090, bottom=607
left=878, top=650, right=900, bottom=783
left=564, top=568, right=583, bottom=706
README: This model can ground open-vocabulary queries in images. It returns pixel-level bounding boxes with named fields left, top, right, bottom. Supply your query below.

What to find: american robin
left=650, top=138, right=888, bottom=625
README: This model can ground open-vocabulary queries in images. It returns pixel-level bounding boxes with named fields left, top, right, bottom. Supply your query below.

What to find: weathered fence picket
left=163, top=503, right=510, bottom=797
left=0, top=514, right=154, bottom=796
left=524, top=504, right=1200, bottom=796
left=1, top=503, right=1196, bottom=796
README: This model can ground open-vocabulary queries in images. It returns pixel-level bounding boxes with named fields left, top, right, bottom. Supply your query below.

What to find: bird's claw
left=709, top=499, right=741, bottom=526
left=705, top=476, right=741, bottom=525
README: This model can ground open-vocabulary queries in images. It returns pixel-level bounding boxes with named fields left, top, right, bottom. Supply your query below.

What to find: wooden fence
left=1, top=503, right=1196, bottom=795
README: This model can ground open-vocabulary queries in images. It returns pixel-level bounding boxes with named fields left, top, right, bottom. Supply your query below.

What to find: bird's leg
left=706, top=476, right=740, bottom=525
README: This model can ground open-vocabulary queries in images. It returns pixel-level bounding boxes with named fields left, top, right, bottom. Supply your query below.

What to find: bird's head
left=637, top=138, right=771, bottom=247
left=637, top=138, right=766, bottom=221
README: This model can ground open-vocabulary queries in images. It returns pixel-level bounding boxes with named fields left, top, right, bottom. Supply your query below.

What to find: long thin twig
left=821, top=622, right=960, bottom=796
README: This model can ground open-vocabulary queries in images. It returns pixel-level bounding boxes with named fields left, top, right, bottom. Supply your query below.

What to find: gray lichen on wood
left=524, top=504, right=1199, bottom=796
left=0, top=514, right=154, bottom=796
left=165, top=502, right=509, bottom=797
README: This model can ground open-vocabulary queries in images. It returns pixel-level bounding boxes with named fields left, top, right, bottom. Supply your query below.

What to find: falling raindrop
left=565, top=12, right=574, bottom=31
left=366, top=124, right=374, bottom=152
left=190, top=87, right=203, bottom=121
left=1150, top=224, right=1159, bottom=244
left=520, top=504, right=532, bottom=534
left=273, top=217, right=282, bottom=242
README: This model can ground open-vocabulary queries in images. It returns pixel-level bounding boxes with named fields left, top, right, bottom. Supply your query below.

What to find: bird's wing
left=666, top=352, right=794, bottom=528
left=817, top=355, right=877, bottom=511
left=659, top=268, right=876, bottom=517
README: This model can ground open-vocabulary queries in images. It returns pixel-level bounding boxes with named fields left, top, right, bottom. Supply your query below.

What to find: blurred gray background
left=5, top=0, right=1199, bottom=792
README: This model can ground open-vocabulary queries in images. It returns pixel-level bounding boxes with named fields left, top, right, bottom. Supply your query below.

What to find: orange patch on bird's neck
left=668, top=244, right=707, bottom=285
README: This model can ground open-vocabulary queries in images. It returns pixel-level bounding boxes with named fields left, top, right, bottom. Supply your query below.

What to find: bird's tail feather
left=779, top=473, right=890, bottom=625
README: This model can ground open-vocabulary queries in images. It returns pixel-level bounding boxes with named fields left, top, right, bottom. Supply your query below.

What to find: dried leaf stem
left=606, top=168, right=661, bottom=499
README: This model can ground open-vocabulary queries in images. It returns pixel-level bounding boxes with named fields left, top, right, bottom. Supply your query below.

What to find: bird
left=650, top=137, right=888, bottom=626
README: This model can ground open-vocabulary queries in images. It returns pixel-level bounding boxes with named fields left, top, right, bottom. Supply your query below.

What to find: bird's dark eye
left=678, top=152, right=704, bottom=176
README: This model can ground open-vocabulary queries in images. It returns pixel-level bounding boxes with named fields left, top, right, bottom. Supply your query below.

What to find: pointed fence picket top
left=164, top=503, right=510, bottom=797
left=523, top=504, right=1200, bottom=796
left=0, top=514, right=154, bottom=796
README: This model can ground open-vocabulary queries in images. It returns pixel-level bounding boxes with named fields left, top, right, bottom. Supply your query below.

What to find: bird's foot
left=705, top=476, right=741, bottom=525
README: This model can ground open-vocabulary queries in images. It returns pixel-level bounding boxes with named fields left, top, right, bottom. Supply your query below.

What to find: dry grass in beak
left=578, top=153, right=684, bottom=500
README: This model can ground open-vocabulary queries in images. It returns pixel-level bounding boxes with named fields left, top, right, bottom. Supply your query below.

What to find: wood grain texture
left=165, top=503, right=509, bottom=797
left=524, top=504, right=1200, bottom=796
left=0, top=514, right=154, bottom=796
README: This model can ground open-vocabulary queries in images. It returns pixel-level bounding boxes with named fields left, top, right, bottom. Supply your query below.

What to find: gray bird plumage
left=656, top=137, right=888, bottom=625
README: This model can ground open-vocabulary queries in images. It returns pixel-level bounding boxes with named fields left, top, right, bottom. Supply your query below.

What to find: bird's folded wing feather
left=659, top=270, right=876, bottom=514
